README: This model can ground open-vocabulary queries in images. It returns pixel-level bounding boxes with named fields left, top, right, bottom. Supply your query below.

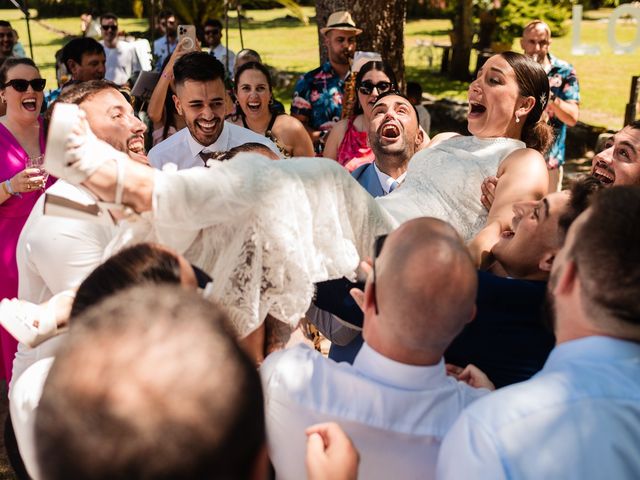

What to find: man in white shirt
left=261, top=217, right=491, bottom=480
left=12, top=80, right=148, bottom=480
left=437, top=186, right=640, bottom=480
left=99, top=13, right=141, bottom=87
left=203, top=19, right=235, bottom=75
left=148, top=51, right=278, bottom=170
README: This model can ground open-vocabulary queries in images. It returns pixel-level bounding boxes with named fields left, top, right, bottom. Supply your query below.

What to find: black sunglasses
left=204, top=29, right=220, bottom=35
left=372, top=234, right=388, bottom=315
left=101, top=25, right=117, bottom=31
left=2, top=78, right=46, bottom=92
left=358, top=81, right=392, bottom=96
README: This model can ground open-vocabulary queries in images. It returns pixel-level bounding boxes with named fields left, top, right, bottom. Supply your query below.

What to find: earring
left=515, top=114, right=520, bottom=124
left=268, top=97, right=274, bottom=106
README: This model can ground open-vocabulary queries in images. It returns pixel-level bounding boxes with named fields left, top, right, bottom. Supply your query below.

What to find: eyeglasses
left=204, top=29, right=220, bottom=35
left=0, top=32, right=12, bottom=39
left=2, top=78, right=46, bottom=92
left=372, top=234, right=388, bottom=315
left=358, top=81, right=392, bottom=96
left=101, top=25, right=118, bottom=31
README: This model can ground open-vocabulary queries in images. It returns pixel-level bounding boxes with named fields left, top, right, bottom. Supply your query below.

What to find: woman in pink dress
left=0, top=58, right=53, bottom=382
left=323, top=60, right=397, bottom=172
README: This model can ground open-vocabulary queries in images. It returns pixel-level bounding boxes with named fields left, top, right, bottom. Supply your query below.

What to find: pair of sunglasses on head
left=358, top=80, right=394, bottom=96
left=2, top=78, right=47, bottom=92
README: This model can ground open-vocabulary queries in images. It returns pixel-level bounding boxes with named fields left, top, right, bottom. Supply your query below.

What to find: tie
left=389, top=180, right=399, bottom=193
left=199, top=150, right=222, bottom=166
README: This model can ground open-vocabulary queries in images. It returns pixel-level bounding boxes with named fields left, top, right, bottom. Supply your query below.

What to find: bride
left=44, top=52, right=552, bottom=343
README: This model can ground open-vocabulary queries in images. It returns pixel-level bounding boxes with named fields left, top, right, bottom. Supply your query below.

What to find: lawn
left=2, top=6, right=639, bottom=130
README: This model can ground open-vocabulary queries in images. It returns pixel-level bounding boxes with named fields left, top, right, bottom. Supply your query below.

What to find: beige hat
left=320, top=11, right=363, bottom=35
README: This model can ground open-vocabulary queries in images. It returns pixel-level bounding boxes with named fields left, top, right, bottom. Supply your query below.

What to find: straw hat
left=320, top=11, right=363, bottom=35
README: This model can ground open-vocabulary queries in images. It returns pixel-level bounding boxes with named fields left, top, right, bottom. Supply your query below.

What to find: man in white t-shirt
left=203, top=19, right=235, bottom=75
left=12, top=80, right=148, bottom=480
left=148, top=51, right=278, bottom=170
left=99, top=13, right=141, bottom=87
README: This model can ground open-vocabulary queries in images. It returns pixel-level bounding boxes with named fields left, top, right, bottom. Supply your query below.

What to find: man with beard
left=12, top=80, right=148, bottom=478
left=291, top=11, right=361, bottom=151
left=437, top=186, right=640, bottom=480
left=148, top=52, right=278, bottom=170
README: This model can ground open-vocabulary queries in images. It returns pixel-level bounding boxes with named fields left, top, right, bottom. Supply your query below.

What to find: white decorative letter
left=572, top=5, right=601, bottom=55
left=608, top=5, right=640, bottom=54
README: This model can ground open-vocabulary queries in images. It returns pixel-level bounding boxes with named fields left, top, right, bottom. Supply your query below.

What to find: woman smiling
left=0, top=57, right=54, bottom=382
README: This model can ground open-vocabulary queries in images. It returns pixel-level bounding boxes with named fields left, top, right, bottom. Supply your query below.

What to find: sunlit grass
left=2, top=6, right=638, bottom=129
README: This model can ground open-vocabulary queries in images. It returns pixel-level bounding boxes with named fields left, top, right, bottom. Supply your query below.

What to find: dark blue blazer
left=351, top=162, right=384, bottom=197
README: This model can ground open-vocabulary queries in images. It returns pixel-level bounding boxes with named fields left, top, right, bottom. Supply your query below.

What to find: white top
left=373, top=162, right=407, bottom=195
left=210, top=44, right=236, bottom=74
left=101, top=40, right=141, bottom=86
left=377, top=136, right=524, bottom=241
left=9, top=354, right=57, bottom=480
left=148, top=122, right=280, bottom=170
left=437, top=336, right=640, bottom=480
left=261, top=343, right=489, bottom=480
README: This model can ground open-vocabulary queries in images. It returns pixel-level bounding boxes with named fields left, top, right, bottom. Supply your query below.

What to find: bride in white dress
left=44, top=52, right=553, bottom=350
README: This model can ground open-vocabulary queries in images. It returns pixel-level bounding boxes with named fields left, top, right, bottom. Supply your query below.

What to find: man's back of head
left=558, top=186, right=640, bottom=341
left=366, top=217, right=477, bottom=364
left=36, top=285, right=265, bottom=480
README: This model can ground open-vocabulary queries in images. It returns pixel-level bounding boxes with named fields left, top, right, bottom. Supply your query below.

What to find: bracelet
left=162, top=70, right=173, bottom=80
left=3, top=179, right=20, bottom=197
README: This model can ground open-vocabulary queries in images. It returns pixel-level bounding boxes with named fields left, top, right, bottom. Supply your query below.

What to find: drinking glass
left=26, top=154, right=48, bottom=189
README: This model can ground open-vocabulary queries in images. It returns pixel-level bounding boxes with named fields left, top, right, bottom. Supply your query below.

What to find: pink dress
left=0, top=117, right=52, bottom=382
left=336, top=116, right=375, bottom=172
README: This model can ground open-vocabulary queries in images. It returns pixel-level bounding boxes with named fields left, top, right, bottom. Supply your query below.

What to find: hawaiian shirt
left=291, top=61, right=344, bottom=132
left=546, top=53, right=580, bottom=169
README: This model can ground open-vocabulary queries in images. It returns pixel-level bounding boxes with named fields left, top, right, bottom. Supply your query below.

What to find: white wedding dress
left=105, top=135, right=524, bottom=337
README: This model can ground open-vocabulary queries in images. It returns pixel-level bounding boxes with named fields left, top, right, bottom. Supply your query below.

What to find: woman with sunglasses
left=323, top=60, right=397, bottom=172
left=0, top=57, right=54, bottom=382
left=231, top=61, right=314, bottom=157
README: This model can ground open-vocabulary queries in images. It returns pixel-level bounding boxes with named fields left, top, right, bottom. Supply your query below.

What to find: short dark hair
left=234, top=60, right=272, bottom=92
left=173, top=51, right=225, bottom=86
left=0, top=20, right=11, bottom=29
left=373, top=90, right=420, bottom=124
left=61, top=37, right=105, bottom=71
left=558, top=175, right=604, bottom=243
left=36, top=285, right=265, bottom=480
left=0, top=57, right=38, bottom=85
left=628, top=120, right=640, bottom=131
left=70, top=243, right=184, bottom=319
left=406, top=81, right=423, bottom=101
left=100, top=12, right=118, bottom=23
left=204, top=19, right=223, bottom=30
left=158, top=9, right=175, bottom=20
left=211, top=142, right=278, bottom=161
left=569, top=186, right=640, bottom=329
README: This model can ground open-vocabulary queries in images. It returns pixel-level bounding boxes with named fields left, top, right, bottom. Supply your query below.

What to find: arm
left=290, top=119, right=315, bottom=157
left=547, top=98, right=579, bottom=127
left=468, top=148, right=548, bottom=267
left=147, top=39, right=190, bottom=125
left=1, top=169, right=45, bottom=205
left=322, top=118, right=349, bottom=160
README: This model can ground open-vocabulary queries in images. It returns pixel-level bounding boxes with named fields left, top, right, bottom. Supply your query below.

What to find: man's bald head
left=365, top=218, right=477, bottom=364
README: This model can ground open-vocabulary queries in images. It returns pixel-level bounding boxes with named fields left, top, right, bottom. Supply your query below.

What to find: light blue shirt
left=261, top=343, right=488, bottom=480
left=437, top=336, right=640, bottom=480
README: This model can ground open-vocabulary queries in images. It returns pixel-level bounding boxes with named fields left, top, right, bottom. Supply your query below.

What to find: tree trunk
left=315, top=0, right=407, bottom=90
left=449, top=0, right=473, bottom=81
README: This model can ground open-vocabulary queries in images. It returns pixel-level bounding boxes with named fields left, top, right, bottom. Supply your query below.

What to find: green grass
left=2, top=6, right=639, bottom=130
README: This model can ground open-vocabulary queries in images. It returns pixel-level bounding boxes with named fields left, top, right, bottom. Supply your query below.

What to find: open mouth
left=501, top=228, right=515, bottom=239
left=246, top=102, right=261, bottom=112
left=22, top=98, right=37, bottom=112
left=469, top=101, right=486, bottom=115
left=196, top=119, right=218, bottom=134
left=127, top=136, right=145, bottom=154
left=380, top=122, right=400, bottom=140
left=591, top=161, right=614, bottom=185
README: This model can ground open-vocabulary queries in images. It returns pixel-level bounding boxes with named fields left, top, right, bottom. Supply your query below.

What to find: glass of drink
left=26, top=154, right=48, bottom=189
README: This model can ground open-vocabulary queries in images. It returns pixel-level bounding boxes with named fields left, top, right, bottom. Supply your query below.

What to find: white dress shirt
left=210, top=44, right=236, bottom=74
left=437, top=336, right=640, bottom=480
left=261, top=343, right=488, bottom=480
left=101, top=40, right=141, bottom=86
left=373, top=162, right=407, bottom=195
left=148, top=122, right=280, bottom=170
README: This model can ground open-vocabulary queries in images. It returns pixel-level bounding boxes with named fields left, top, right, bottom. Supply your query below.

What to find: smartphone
left=178, top=25, right=197, bottom=51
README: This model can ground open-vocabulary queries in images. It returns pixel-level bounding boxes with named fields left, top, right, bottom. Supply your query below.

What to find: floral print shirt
left=546, top=53, right=580, bottom=169
left=291, top=61, right=344, bottom=132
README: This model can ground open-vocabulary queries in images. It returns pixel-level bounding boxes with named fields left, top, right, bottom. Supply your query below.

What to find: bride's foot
left=44, top=103, right=130, bottom=185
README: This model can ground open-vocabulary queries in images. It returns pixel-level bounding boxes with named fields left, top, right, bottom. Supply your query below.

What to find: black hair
left=0, top=20, right=11, bottom=29
left=173, top=51, right=225, bottom=86
left=373, top=89, right=421, bottom=123
left=234, top=61, right=272, bottom=93
left=406, top=82, right=423, bottom=102
left=61, top=37, right=105, bottom=72
left=204, top=19, right=223, bottom=30
left=100, top=13, right=118, bottom=23
left=353, top=60, right=398, bottom=116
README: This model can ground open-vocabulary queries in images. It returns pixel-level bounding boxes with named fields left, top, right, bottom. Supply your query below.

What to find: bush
left=32, top=0, right=144, bottom=18
left=495, top=0, right=572, bottom=44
